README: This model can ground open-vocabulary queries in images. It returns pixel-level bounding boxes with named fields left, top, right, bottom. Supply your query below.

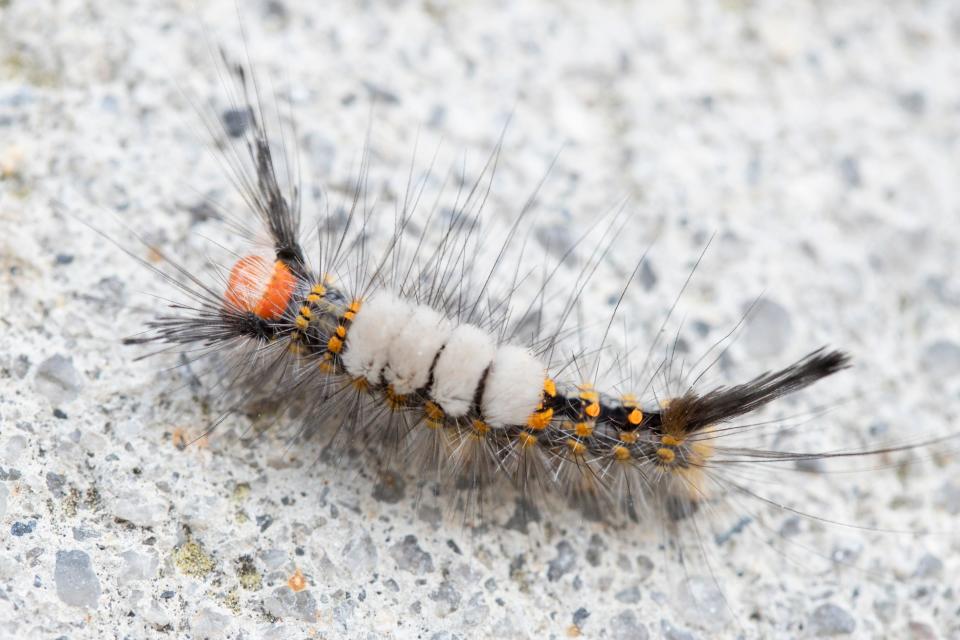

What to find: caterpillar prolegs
left=128, top=61, right=853, bottom=523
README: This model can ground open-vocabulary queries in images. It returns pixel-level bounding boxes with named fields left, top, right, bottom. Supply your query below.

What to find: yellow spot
left=311, top=283, right=327, bottom=295
left=352, top=377, right=369, bottom=392
left=544, top=378, right=557, bottom=397
left=627, top=407, right=643, bottom=426
left=174, top=539, right=215, bottom=578
left=621, top=394, right=638, bottom=408
left=619, top=431, right=639, bottom=444
left=518, top=431, right=538, bottom=448
left=306, top=293, right=321, bottom=304
left=661, top=435, right=684, bottom=447
left=656, top=447, right=676, bottom=464
left=585, top=402, right=600, bottom=418
left=295, top=316, right=309, bottom=330
left=327, top=335, right=343, bottom=354
left=335, top=325, right=347, bottom=338
left=344, top=311, right=356, bottom=321
left=566, top=439, right=587, bottom=455
left=424, top=401, right=444, bottom=421
left=574, top=422, right=593, bottom=438
left=299, top=306, right=312, bottom=318
left=612, top=445, right=631, bottom=461
left=472, top=419, right=489, bottom=436
left=349, top=299, right=362, bottom=312
left=385, top=386, right=405, bottom=410
left=578, top=385, right=599, bottom=403
left=287, top=568, right=307, bottom=592
left=319, top=353, right=336, bottom=373
left=527, top=408, right=554, bottom=431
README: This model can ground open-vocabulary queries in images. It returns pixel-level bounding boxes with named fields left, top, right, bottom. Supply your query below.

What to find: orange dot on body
left=224, top=255, right=296, bottom=320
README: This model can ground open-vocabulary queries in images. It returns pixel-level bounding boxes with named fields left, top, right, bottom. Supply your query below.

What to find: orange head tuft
left=223, top=255, right=296, bottom=320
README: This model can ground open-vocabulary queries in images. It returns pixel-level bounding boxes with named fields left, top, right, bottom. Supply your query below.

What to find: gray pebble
left=838, top=156, right=862, bottom=188
left=11, top=520, right=36, bottom=536
left=461, top=592, right=489, bottom=627
left=34, top=355, right=83, bottom=404
left=808, top=603, right=856, bottom=636
left=117, top=549, right=158, bottom=585
left=742, top=299, right=793, bottom=358
left=934, top=480, right=960, bottom=515
left=45, top=472, right=66, bottom=498
left=585, top=533, right=604, bottom=567
left=0, top=466, right=22, bottom=481
left=661, top=618, right=698, bottom=640
left=897, top=90, right=926, bottom=115
left=679, top=577, right=729, bottom=630
left=640, top=260, right=657, bottom=291
left=221, top=108, right=250, bottom=138
left=259, top=548, right=287, bottom=572
left=429, top=580, right=462, bottom=615
left=572, top=606, right=590, bottom=628
left=263, top=586, right=318, bottom=623
left=389, top=534, right=434, bottom=575
left=830, top=541, right=862, bottom=565
left=536, top=221, right=575, bottom=258
left=504, top=499, right=540, bottom=533
left=547, top=540, right=576, bottom=582
left=912, top=553, right=943, bottom=579
left=872, top=595, right=897, bottom=624
left=54, top=550, right=101, bottom=609
left=920, top=340, right=960, bottom=380
left=635, top=555, right=654, bottom=581
left=341, top=529, right=378, bottom=576
left=12, top=354, right=30, bottom=379
left=372, top=470, right=406, bottom=503
left=795, top=458, right=825, bottom=473
left=609, top=610, right=648, bottom=640
left=333, top=597, right=357, bottom=632
left=72, top=526, right=99, bottom=541
left=614, top=585, right=642, bottom=604
left=112, top=491, right=165, bottom=527
left=193, top=607, right=232, bottom=637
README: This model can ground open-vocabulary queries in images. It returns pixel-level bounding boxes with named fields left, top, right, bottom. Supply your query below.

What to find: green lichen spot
left=235, top=555, right=262, bottom=590
left=224, top=589, right=241, bottom=614
left=174, top=540, right=215, bottom=578
left=232, top=483, right=251, bottom=501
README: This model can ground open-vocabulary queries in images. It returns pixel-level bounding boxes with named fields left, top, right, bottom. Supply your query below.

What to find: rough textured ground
left=2, top=1, right=959, bottom=638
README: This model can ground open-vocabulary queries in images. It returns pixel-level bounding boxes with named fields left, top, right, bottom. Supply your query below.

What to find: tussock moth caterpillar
left=109, top=51, right=953, bottom=638
left=3, top=2, right=958, bottom=638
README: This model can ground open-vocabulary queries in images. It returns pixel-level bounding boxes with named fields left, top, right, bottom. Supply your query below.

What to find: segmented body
left=223, top=256, right=698, bottom=484
left=133, top=65, right=849, bottom=514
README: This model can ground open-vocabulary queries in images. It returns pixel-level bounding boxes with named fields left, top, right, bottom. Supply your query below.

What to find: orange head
left=223, top=255, right=296, bottom=320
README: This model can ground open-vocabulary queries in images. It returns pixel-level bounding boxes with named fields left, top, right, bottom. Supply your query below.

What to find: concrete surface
left=2, top=1, right=959, bottom=638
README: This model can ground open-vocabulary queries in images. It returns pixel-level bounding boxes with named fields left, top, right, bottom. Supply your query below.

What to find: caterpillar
left=126, top=60, right=858, bottom=530
left=11, top=11, right=951, bottom=638
left=88, top=36, right=960, bottom=633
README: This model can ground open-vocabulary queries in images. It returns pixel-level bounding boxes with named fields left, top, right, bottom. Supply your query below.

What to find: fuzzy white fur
left=430, top=323, right=495, bottom=417
left=342, top=293, right=413, bottom=383
left=384, top=305, right=452, bottom=395
left=481, top=345, right=545, bottom=428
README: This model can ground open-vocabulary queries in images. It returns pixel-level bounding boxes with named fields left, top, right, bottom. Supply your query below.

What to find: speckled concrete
left=2, top=1, right=959, bottom=638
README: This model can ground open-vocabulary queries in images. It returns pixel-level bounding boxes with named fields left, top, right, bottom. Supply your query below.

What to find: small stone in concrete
left=808, top=603, right=856, bottom=636
left=54, top=550, right=101, bottom=609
